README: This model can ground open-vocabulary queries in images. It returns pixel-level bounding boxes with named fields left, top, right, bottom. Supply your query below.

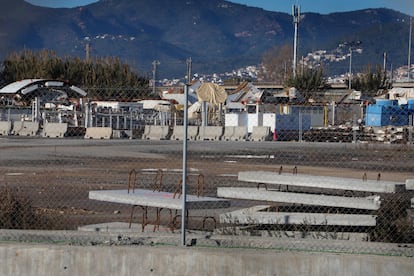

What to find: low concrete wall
left=0, top=243, right=413, bottom=276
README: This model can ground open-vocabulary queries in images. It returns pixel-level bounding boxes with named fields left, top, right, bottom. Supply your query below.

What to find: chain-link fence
left=0, top=83, right=414, bottom=256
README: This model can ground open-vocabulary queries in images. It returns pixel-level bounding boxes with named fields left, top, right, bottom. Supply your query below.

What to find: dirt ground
left=1, top=139, right=414, bottom=231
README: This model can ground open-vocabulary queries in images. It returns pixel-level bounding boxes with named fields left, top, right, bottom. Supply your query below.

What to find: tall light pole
left=346, top=40, right=361, bottom=90
left=348, top=48, right=352, bottom=90
left=292, top=5, right=300, bottom=77
left=152, top=60, right=160, bottom=95
left=186, top=57, right=192, bottom=84
left=408, top=17, right=412, bottom=82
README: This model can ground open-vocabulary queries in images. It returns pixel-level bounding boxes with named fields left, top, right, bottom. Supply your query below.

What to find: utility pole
left=186, top=57, right=192, bottom=84
left=152, top=60, right=160, bottom=96
left=85, top=42, right=91, bottom=61
left=408, top=17, right=412, bottom=82
left=292, top=5, right=300, bottom=77
left=348, top=48, right=352, bottom=90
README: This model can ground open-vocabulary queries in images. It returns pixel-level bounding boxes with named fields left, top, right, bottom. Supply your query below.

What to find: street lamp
left=348, top=48, right=352, bottom=90
left=152, top=60, right=160, bottom=95
left=345, top=40, right=361, bottom=90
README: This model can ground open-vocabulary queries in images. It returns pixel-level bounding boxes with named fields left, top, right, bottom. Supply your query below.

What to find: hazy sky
left=25, top=0, right=414, bottom=16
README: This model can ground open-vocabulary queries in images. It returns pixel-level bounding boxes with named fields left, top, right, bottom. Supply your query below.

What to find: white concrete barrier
left=250, top=126, right=271, bottom=141
left=406, top=179, right=414, bottom=191
left=142, top=125, right=151, bottom=138
left=84, top=127, right=112, bottom=139
left=171, top=126, right=199, bottom=140
left=222, top=126, right=235, bottom=141
left=142, top=125, right=169, bottom=140
left=171, top=125, right=184, bottom=140
left=0, top=121, right=11, bottom=136
left=187, top=126, right=199, bottom=140
left=197, top=126, right=223, bottom=141
left=217, top=187, right=381, bottom=210
left=42, top=123, right=68, bottom=138
left=220, top=205, right=377, bottom=226
left=238, top=171, right=405, bottom=194
left=11, top=121, right=39, bottom=136
left=231, top=126, right=248, bottom=141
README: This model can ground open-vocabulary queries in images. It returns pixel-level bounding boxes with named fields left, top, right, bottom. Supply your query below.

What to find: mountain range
left=0, top=0, right=412, bottom=78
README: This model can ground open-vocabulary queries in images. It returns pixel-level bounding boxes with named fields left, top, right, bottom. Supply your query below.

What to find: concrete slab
left=84, top=127, right=112, bottom=139
left=197, top=126, right=223, bottom=141
left=42, top=122, right=68, bottom=138
left=11, top=121, right=39, bottom=136
left=217, top=187, right=381, bottom=210
left=0, top=121, right=11, bottom=136
left=78, top=222, right=175, bottom=233
left=238, top=171, right=405, bottom=193
left=250, top=126, right=271, bottom=141
left=215, top=227, right=371, bottom=241
left=406, top=179, right=414, bottom=191
left=89, top=189, right=230, bottom=210
left=220, top=205, right=377, bottom=226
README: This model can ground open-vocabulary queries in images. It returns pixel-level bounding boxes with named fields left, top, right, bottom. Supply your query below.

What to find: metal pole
left=352, top=114, right=357, bottom=143
left=292, top=5, right=300, bottom=77
left=298, top=112, right=302, bottom=142
left=152, top=60, right=160, bottom=96
left=186, top=57, right=192, bottom=83
left=408, top=17, right=412, bottom=82
left=349, top=49, right=352, bottom=89
left=181, top=84, right=189, bottom=246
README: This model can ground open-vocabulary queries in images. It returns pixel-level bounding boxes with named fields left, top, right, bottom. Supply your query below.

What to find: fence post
left=181, top=84, right=189, bottom=246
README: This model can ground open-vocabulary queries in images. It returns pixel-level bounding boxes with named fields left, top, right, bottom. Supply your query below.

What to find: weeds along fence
left=0, top=87, right=414, bottom=256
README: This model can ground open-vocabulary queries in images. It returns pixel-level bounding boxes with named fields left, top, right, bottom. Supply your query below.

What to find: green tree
left=352, top=64, right=390, bottom=97
left=284, top=67, right=326, bottom=102
left=1, top=49, right=151, bottom=100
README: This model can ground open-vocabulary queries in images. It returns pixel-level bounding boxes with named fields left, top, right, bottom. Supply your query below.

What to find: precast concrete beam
left=238, top=171, right=405, bottom=193
left=89, top=189, right=230, bottom=209
left=217, top=187, right=381, bottom=210
left=219, top=205, right=377, bottom=226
